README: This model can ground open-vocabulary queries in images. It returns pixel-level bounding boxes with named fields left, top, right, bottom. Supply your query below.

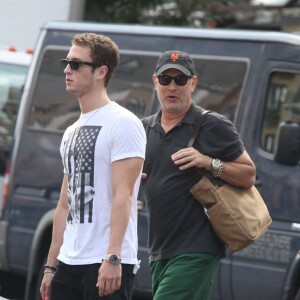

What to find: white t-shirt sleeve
left=110, top=115, right=146, bottom=162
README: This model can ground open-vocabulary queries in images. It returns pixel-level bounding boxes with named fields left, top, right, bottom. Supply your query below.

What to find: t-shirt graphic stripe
left=67, top=126, right=101, bottom=224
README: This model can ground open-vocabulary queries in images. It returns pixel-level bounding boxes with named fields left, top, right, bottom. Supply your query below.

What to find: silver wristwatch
left=105, top=253, right=122, bottom=265
left=211, top=158, right=223, bottom=177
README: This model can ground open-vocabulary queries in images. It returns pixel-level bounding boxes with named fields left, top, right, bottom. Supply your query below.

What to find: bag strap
left=187, top=109, right=209, bottom=147
left=188, top=109, right=223, bottom=185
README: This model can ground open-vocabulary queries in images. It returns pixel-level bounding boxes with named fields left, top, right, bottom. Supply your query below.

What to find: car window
left=0, top=63, right=28, bottom=152
left=192, top=58, right=248, bottom=122
left=108, top=52, right=156, bottom=119
left=28, top=48, right=79, bottom=131
left=261, top=71, right=300, bottom=154
left=28, top=49, right=155, bottom=131
left=28, top=49, right=248, bottom=131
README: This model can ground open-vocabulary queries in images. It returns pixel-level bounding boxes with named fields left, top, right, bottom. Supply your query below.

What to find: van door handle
left=291, top=223, right=300, bottom=231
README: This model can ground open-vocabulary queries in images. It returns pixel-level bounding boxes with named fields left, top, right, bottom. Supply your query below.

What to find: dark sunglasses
left=60, top=59, right=100, bottom=70
left=157, top=74, right=192, bottom=86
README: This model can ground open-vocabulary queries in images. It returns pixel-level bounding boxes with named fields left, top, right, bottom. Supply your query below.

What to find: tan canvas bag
left=189, top=110, right=272, bottom=252
left=190, top=176, right=272, bottom=252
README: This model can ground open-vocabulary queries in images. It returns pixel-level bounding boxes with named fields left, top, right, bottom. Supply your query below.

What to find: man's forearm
left=47, top=175, right=69, bottom=266
left=107, top=193, right=131, bottom=255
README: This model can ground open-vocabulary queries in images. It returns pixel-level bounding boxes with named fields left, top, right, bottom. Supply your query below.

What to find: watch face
left=110, top=255, right=118, bottom=263
left=107, top=254, right=121, bottom=265
left=212, top=159, right=220, bottom=170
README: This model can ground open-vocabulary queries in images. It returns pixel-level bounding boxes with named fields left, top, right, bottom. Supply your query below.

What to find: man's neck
left=161, top=104, right=191, bottom=133
left=79, top=91, right=111, bottom=113
left=160, top=112, right=185, bottom=133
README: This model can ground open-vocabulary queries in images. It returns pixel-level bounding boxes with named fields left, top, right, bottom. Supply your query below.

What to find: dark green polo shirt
left=142, top=103, right=244, bottom=261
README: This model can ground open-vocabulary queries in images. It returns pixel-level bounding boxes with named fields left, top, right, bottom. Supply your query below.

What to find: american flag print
left=64, top=126, right=101, bottom=224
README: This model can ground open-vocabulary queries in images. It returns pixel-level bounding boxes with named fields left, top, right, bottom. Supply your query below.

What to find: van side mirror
left=274, top=121, right=300, bottom=166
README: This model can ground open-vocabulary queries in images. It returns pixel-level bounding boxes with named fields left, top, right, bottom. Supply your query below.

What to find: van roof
left=44, top=21, right=300, bottom=46
left=0, top=49, right=31, bottom=66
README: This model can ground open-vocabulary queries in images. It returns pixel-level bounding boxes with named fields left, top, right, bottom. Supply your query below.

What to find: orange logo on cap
left=170, top=53, right=180, bottom=61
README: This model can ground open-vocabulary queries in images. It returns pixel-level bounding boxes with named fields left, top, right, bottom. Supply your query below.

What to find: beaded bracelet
left=44, top=264, right=57, bottom=272
left=216, top=162, right=223, bottom=178
left=44, top=270, right=55, bottom=275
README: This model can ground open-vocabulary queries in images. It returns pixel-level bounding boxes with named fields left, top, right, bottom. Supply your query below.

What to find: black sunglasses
left=157, top=74, right=192, bottom=86
left=60, top=59, right=100, bottom=70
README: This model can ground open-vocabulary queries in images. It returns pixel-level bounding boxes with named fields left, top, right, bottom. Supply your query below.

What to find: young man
left=142, top=50, right=256, bottom=300
left=40, top=33, right=146, bottom=300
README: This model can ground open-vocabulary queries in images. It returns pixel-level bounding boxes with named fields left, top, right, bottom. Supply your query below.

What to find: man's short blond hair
left=72, top=33, right=120, bottom=86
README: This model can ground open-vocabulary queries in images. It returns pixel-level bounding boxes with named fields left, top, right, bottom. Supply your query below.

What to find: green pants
left=150, top=252, right=219, bottom=300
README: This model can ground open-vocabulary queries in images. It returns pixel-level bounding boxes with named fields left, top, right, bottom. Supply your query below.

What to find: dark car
left=0, top=21, right=300, bottom=300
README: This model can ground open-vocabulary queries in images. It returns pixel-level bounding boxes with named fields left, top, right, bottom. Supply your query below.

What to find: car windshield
left=0, top=63, right=28, bottom=152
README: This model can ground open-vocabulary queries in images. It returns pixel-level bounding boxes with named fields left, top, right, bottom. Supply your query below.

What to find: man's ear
left=97, top=65, right=108, bottom=79
left=152, top=74, right=158, bottom=88
left=191, top=76, right=198, bottom=92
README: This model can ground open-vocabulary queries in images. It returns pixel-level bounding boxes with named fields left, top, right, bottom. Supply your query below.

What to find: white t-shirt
left=58, top=101, right=146, bottom=265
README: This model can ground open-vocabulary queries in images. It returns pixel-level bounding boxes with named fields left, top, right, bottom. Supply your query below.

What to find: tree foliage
left=84, top=0, right=161, bottom=23
left=84, top=0, right=250, bottom=27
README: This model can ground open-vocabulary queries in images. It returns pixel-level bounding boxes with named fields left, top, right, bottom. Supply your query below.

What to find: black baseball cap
left=155, top=50, right=195, bottom=76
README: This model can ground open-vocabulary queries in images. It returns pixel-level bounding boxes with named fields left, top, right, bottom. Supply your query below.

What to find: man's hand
left=97, top=261, right=122, bottom=297
left=171, top=147, right=210, bottom=170
left=40, top=272, right=55, bottom=300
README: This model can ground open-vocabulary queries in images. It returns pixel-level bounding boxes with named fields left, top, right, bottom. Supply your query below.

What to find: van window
left=108, top=52, right=156, bottom=118
left=192, top=58, right=248, bottom=122
left=261, top=71, right=300, bottom=154
left=28, top=48, right=79, bottom=131
left=28, top=49, right=155, bottom=131
left=29, top=49, right=247, bottom=130
left=0, top=62, right=28, bottom=171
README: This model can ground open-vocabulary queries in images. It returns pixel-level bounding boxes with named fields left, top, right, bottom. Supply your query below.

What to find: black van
left=0, top=21, right=300, bottom=300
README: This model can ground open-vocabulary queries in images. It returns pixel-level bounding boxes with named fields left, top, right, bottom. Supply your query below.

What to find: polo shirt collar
left=148, top=103, right=200, bottom=128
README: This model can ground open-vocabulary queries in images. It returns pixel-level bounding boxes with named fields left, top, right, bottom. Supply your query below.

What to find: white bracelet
left=216, top=162, right=223, bottom=177
left=44, top=270, right=55, bottom=275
